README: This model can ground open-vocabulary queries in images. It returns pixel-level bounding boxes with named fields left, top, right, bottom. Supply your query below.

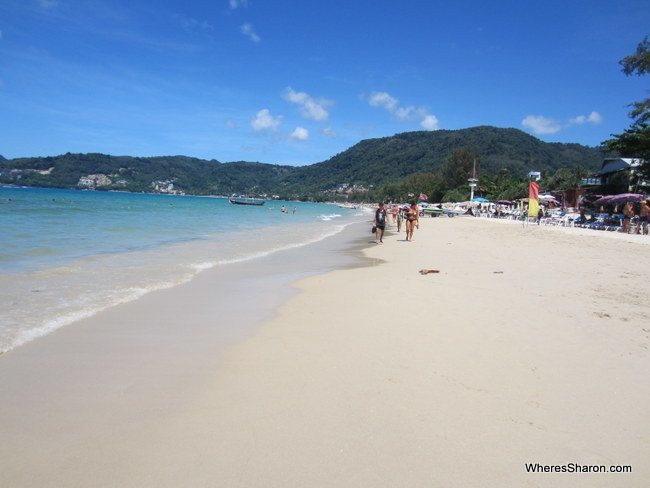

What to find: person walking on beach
left=622, top=201, right=634, bottom=233
left=396, top=207, right=403, bottom=233
left=405, top=201, right=419, bottom=241
left=391, top=205, right=398, bottom=224
left=374, top=202, right=387, bottom=244
left=639, top=200, right=649, bottom=235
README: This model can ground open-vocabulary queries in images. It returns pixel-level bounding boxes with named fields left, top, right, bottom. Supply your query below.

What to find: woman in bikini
left=622, top=201, right=634, bottom=233
left=405, top=201, right=419, bottom=241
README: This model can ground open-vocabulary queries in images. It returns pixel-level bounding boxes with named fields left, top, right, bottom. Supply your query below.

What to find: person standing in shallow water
left=405, top=201, right=419, bottom=241
left=374, top=202, right=387, bottom=244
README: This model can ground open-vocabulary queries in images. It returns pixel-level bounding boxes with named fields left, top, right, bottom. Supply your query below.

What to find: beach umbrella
left=472, top=197, right=489, bottom=203
left=496, top=199, right=513, bottom=205
left=595, top=193, right=646, bottom=205
left=594, top=195, right=615, bottom=205
left=539, top=194, right=559, bottom=203
left=608, top=193, right=648, bottom=204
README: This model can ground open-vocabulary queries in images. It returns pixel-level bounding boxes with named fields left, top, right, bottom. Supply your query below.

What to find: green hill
left=0, top=126, right=604, bottom=198
left=285, top=126, right=603, bottom=193
left=0, top=153, right=293, bottom=195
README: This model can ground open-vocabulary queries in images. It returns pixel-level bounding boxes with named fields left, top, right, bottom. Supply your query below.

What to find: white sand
left=1, top=217, right=648, bottom=487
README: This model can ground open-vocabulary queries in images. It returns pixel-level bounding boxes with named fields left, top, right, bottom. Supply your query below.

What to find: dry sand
left=1, top=217, right=649, bottom=487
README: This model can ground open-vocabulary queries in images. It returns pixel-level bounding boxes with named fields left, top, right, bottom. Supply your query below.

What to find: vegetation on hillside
left=0, top=126, right=604, bottom=200
left=346, top=148, right=592, bottom=204
left=282, top=126, right=602, bottom=195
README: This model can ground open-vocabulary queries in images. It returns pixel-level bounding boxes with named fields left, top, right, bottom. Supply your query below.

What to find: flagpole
left=468, top=159, right=478, bottom=202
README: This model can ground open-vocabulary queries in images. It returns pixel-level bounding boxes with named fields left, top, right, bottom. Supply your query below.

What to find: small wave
left=189, top=222, right=353, bottom=272
left=319, top=213, right=342, bottom=221
left=189, top=261, right=215, bottom=271
left=1, top=221, right=357, bottom=354
left=1, top=277, right=194, bottom=354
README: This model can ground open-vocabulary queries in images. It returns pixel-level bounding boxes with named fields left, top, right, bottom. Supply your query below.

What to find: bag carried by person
left=371, top=225, right=377, bottom=234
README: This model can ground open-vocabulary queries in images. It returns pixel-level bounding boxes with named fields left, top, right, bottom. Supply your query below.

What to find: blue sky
left=0, top=0, right=648, bottom=165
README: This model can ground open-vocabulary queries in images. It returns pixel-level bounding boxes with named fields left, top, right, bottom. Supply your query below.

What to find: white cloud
left=177, top=16, right=214, bottom=32
left=421, top=115, right=440, bottom=131
left=369, top=91, right=398, bottom=111
left=570, top=115, right=587, bottom=124
left=251, top=109, right=281, bottom=132
left=521, top=115, right=562, bottom=134
left=225, top=119, right=238, bottom=129
left=570, top=111, right=603, bottom=125
left=588, top=111, right=603, bottom=124
left=394, top=106, right=432, bottom=122
left=290, top=127, right=309, bottom=141
left=283, top=87, right=331, bottom=121
left=394, top=106, right=416, bottom=121
left=240, top=23, right=260, bottom=43
left=322, top=127, right=336, bottom=138
left=229, top=0, right=248, bottom=9
left=369, top=91, right=439, bottom=130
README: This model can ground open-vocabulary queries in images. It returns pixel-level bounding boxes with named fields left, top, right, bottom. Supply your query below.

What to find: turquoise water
left=0, top=187, right=350, bottom=272
left=0, top=186, right=368, bottom=352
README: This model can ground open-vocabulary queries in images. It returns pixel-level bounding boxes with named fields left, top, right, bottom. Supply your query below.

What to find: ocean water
left=0, top=186, right=369, bottom=353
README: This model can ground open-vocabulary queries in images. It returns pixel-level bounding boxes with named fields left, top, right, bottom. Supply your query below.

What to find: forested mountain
left=284, top=126, right=602, bottom=193
left=0, top=153, right=293, bottom=195
left=0, top=126, right=604, bottom=199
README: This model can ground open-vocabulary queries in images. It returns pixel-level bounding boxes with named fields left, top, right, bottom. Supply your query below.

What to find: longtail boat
left=228, top=197, right=265, bottom=206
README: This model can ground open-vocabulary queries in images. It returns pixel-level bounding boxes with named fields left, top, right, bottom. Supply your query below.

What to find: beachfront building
left=581, top=158, right=648, bottom=194
left=527, top=171, right=542, bottom=181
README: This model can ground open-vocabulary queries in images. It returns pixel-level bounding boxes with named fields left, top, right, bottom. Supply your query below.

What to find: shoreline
left=0, top=220, right=375, bottom=485
left=1, top=216, right=648, bottom=487
left=0, top=186, right=370, bottom=354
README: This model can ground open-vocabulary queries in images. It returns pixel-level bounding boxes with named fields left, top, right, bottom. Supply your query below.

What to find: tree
left=620, top=35, right=650, bottom=75
left=438, top=148, right=477, bottom=189
left=604, top=122, right=650, bottom=181
left=543, top=167, right=587, bottom=192
left=604, top=36, right=650, bottom=180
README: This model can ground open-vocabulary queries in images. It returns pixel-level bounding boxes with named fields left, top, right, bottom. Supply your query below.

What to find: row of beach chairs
left=542, top=213, right=642, bottom=232
left=475, top=210, right=642, bottom=234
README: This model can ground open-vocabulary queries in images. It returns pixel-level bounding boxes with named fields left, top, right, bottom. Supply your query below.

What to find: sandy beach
left=1, top=216, right=649, bottom=487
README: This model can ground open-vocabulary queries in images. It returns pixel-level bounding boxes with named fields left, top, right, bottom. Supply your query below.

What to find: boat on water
left=229, top=197, right=265, bottom=206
